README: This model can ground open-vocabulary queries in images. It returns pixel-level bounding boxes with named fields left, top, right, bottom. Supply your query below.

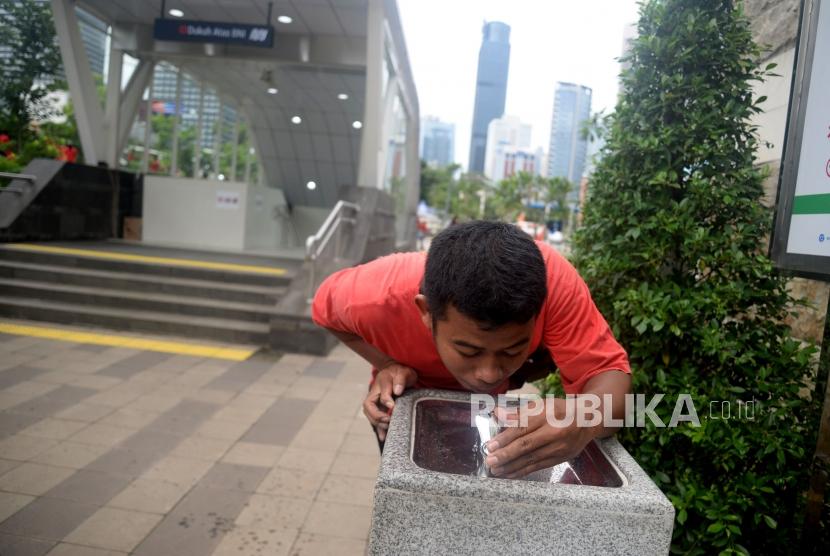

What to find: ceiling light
left=306, top=181, right=317, bottom=190
left=291, top=116, right=302, bottom=124
left=277, top=15, right=293, bottom=24
left=352, top=120, right=363, bottom=129
left=168, top=8, right=184, bottom=18
left=267, top=87, right=278, bottom=94
left=337, top=93, right=349, bottom=100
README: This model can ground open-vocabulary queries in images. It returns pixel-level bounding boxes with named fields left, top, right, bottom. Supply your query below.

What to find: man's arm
left=582, top=369, right=632, bottom=438
left=326, top=328, right=417, bottom=441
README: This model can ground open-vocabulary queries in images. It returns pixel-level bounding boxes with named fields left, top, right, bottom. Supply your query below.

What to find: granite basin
left=369, top=389, right=675, bottom=555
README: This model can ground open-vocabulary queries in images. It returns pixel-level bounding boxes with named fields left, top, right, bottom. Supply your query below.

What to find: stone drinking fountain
left=368, top=389, right=675, bottom=555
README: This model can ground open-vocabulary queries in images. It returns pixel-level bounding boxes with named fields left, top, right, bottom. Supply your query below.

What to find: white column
left=104, top=46, right=123, bottom=167
left=117, top=59, right=153, bottom=155
left=193, top=83, right=204, bottom=178
left=230, top=112, right=240, bottom=181
left=170, top=67, right=182, bottom=176
left=50, top=0, right=105, bottom=164
left=212, top=104, right=223, bottom=177
left=356, top=0, right=385, bottom=189
left=141, top=73, right=154, bottom=173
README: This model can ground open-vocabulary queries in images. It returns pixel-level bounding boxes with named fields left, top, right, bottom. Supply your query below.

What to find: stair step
left=0, top=260, right=285, bottom=304
left=0, top=278, right=278, bottom=323
left=0, top=245, right=293, bottom=287
left=0, top=296, right=269, bottom=345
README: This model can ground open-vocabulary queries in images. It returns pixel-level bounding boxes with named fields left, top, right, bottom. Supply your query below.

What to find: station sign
left=153, top=18, right=274, bottom=48
left=771, top=0, right=830, bottom=278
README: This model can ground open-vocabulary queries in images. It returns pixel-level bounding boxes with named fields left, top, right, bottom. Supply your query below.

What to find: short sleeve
left=542, top=248, right=631, bottom=394
left=310, top=265, right=359, bottom=334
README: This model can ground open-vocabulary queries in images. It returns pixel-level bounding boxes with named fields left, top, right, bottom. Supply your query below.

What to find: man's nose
left=474, top=360, right=504, bottom=384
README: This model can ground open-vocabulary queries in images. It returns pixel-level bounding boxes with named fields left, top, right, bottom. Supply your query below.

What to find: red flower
left=5, top=150, right=16, bottom=160
left=0, top=134, right=9, bottom=145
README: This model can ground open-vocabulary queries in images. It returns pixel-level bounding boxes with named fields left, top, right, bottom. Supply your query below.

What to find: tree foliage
left=563, top=0, right=822, bottom=552
left=0, top=0, right=63, bottom=145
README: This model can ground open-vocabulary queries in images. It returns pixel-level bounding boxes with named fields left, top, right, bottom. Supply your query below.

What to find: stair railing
left=306, top=200, right=360, bottom=300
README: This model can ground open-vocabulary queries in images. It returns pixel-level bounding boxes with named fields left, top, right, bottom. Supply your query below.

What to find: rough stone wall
left=744, top=0, right=801, bottom=60
left=746, top=0, right=830, bottom=344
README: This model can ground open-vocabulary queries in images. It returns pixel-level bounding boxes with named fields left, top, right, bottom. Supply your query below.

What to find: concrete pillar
left=193, top=83, right=204, bottom=178
left=170, top=67, right=182, bottom=176
left=356, top=0, right=385, bottom=189
left=104, top=46, right=123, bottom=167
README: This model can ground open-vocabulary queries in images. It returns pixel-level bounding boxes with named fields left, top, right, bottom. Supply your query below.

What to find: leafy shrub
left=546, top=0, right=823, bottom=553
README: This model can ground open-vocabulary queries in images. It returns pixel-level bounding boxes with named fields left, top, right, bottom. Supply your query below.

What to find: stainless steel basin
left=410, top=398, right=624, bottom=487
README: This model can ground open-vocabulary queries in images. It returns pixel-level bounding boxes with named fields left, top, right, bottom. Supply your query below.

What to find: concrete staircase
left=0, top=243, right=296, bottom=345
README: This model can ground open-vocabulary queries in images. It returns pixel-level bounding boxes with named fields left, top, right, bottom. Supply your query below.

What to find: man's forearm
left=327, top=328, right=396, bottom=370
left=582, top=370, right=632, bottom=438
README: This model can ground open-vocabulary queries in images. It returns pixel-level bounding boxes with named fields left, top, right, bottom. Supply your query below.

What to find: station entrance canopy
left=49, top=0, right=420, bottom=217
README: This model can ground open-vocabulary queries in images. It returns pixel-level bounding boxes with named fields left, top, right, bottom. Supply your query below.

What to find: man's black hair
left=422, top=220, right=547, bottom=328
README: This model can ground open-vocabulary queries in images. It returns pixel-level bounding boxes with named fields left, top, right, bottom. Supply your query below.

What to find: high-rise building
left=483, top=115, right=531, bottom=182
left=420, top=116, right=455, bottom=167
left=151, top=63, right=223, bottom=149
left=77, top=8, right=107, bottom=77
left=468, top=21, right=510, bottom=174
left=547, top=82, right=592, bottom=192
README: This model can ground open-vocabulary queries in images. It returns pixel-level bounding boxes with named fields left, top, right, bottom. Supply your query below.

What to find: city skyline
left=547, top=82, right=592, bottom=187
left=399, top=0, right=640, bottom=171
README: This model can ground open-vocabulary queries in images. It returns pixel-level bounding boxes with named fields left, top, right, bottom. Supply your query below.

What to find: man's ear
left=414, top=294, right=433, bottom=332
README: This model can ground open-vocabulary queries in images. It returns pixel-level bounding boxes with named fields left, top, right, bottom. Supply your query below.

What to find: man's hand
left=362, top=363, right=418, bottom=441
left=484, top=397, right=596, bottom=479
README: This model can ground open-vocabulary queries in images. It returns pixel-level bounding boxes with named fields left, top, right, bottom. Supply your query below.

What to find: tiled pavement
left=0, top=322, right=379, bottom=555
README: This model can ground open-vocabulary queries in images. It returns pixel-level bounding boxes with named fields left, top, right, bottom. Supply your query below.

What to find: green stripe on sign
left=793, top=193, right=830, bottom=215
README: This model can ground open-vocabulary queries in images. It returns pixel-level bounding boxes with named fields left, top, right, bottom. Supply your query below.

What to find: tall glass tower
left=547, top=82, right=592, bottom=194
left=468, top=21, right=510, bottom=174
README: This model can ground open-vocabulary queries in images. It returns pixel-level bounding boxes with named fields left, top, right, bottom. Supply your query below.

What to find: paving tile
left=96, top=407, right=160, bottom=430
left=211, top=525, right=297, bottom=556
left=235, top=494, right=311, bottom=530
left=132, top=486, right=251, bottom=556
left=96, top=352, right=171, bottom=380
left=300, top=500, right=372, bottom=540
left=44, top=469, right=130, bottom=506
left=30, top=443, right=111, bottom=470
left=0, top=463, right=76, bottom=496
left=0, top=366, right=47, bottom=389
left=222, top=442, right=283, bottom=468
left=301, top=360, right=345, bottom=379
left=195, top=418, right=253, bottom=441
left=241, top=382, right=287, bottom=398
left=340, top=431, right=382, bottom=456
left=19, top=419, right=89, bottom=441
left=54, top=403, right=115, bottom=423
left=64, top=507, right=163, bottom=553
left=73, top=343, right=111, bottom=354
left=329, top=451, right=381, bottom=479
left=0, top=497, right=99, bottom=540
left=287, top=428, right=346, bottom=452
left=199, top=463, right=270, bottom=493
left=0, top=458, right=20, bottom=476
left=184, top=389, right=237, bottom=405
left=118, top=429, right=182, bottom=454
left=0, top=533, right=55, bottom=556
left=241, top=398, right=315, bottom=445
left=280, top=387, right=324, bottom=401
left=67, top=375, right=122, bottom=392
left=316, top=475, right=375, bottom=507
left=10, top=386, right=96, bottom=417
left=141, top=456, right=213, bottom=488
left=46, top=542, right=128, bottom=555
left=170, top=436, right=233, bottom=462
left=0, top=491, right=35, bottom=522
left=256, top=467, right=326, bottom=500
left=147, top=400, right=218, bottom=436
left=68, top=424, right=135, bottom=448
left=289, top=532, right=367, bottom=556
left=107, top=478, right=190, bottom=514
left=84, top=448, right=159, bottom=478
left=206, top=359, right=273, bottom=392
left=0, top=435, right=59, bottom=461
left=277, top=448, right=337, bottom=474
left=211, top=404, right=269, bottom=425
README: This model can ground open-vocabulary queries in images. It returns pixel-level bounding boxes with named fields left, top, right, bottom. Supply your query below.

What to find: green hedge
left=542, top=0, right=825, bottom=553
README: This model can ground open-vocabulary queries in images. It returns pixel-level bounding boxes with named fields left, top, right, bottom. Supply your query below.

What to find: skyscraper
left=420, top=116, right=455, bottom=167
left=547, top=82, right=592, bottom=192
left=483, top=115, right=531, bottom=182
left=468, top=21, right=510, bottom=174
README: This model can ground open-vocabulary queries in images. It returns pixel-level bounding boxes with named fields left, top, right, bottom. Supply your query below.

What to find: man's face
left=415, top=296, right=535, bottom=394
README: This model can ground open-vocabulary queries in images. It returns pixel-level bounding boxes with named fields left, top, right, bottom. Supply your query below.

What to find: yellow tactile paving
left=4, top=243, right=287, bottom=277
left=0, top=322, right=255, bottom=361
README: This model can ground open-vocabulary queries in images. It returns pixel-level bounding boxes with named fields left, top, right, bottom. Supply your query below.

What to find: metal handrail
left=306, top=200, right=360, bottom=300
left=0, top=172, right=37, bottom=182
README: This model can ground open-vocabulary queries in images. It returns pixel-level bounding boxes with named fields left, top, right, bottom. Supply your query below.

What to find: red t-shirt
left=311, top=242, right=630, bottom=394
